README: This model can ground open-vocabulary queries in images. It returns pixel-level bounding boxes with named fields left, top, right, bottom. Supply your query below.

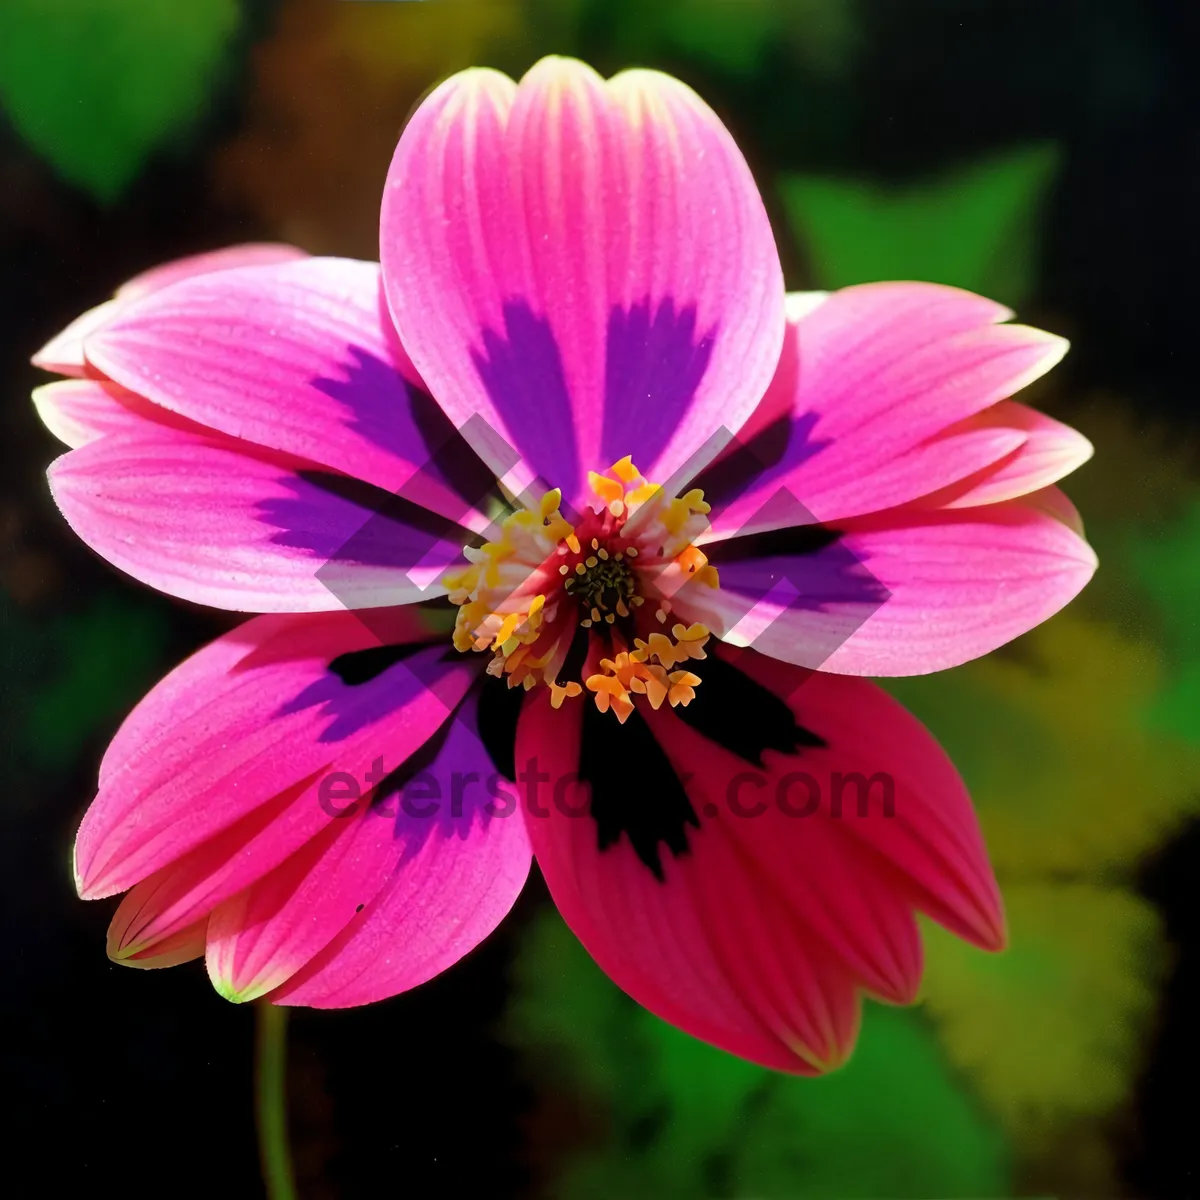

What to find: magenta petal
left=31, top=300, right=121, bottom=377
left=682, top=495, right=1097, bottom=676
left=516, top=647, right=1002, bottom=1073
left=31, top=243, right=308, bottom=377
left=207, top=694, right=531, bottom=1005
left=700, top=283, right=1067, bottom=529
left=113, top=918, right=208, bottom=970
left=48, top=426, right=471, bottom=612
left=920, top=400, right=1095, bottom=509
left=1018, top=483, right=1086, bottom=537
left=76, top=609, right=466, bottom=905
left=725, top=650, right=1005, bottom=950
left=115, top=242, right=308, bottom=301
left=517, top=690, right=893, bottom=1073
left=33, top=379, right=204, bottom=448
left=103, top=779, right=341, bottom=962
left=85, top=257, right=489, bottom=529
left=380, top=57, right=784, bottom=504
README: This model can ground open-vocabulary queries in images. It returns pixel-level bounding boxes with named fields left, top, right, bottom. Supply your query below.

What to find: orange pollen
left=443, top=457, right=719, bottom=718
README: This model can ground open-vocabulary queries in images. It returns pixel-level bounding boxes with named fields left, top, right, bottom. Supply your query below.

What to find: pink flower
left=37, top=58, right=1094, bottom=1073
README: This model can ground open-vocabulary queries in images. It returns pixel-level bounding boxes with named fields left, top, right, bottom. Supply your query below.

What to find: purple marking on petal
left=277, top=644, right=452, bottom=742
left=369, top=690, right=505, bottom=861
left=692, top=488, right=891, bottom=671
left=694, top=410, right=830, bottom=510
left=600, top=298, right=716, bottom=469
left=310, top=345, right=501, bottom=516
left=706, top=488, right=889, bottom=607
left=258, top=472, right=467, bottom=568
left=707, top=527, right=891, bottom=614
left=472, top=300, right=580, bottom=500
left=281, top=678, right=503, bottom=861
left=310, top=345, right=437, bottom=463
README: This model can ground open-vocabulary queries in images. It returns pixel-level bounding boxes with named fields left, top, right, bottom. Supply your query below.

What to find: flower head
left=37, top=57, right=1094, bottom=1072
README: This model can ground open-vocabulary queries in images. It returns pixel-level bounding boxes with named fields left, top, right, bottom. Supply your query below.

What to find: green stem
left=255, top=1003, right=298, bottom=1200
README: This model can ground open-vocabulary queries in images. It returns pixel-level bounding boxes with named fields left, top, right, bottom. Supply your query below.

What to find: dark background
left=2, top=1, right=1196, bottom=1196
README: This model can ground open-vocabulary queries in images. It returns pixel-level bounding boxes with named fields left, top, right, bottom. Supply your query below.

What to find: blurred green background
left=2, top=1, right=1197, bottom=1197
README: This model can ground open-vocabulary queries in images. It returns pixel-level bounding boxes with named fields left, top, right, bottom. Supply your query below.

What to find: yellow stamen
left=587, top=472, right=624, bottom=506
left=444, top=466, right=722, bottom=720
left=549, top=680, right=583, bottom=708
left=610, top=455, right=640, bottom=483
left=494, top=613, right=521, bottom=645
left=668, top=670, right=702, bottom=708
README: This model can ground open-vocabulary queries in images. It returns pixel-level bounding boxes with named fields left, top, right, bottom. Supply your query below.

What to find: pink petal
left=48, top=426, right=471, bottom=612
left=31, top=300, right=121, bottom=377
left=699, top=283, right=1067, bottom=532
left=115, top=242, right=309, bottom=301
left=517, top=692, right=854, bottom=1073
left=919, top=400, right=1094, bottom=509
left=104, top=779, right=340, bottom=963
left=678, top=495, right=1097, bottom=676
left=31, top=243, right=308, bottom=376
left=381, top=57, right=784, bottom=506
left=207, top=693, right=531, bottom=1005
left=33, top=378, right=203, bottom=448
left=114, top=918, right=209, bottom=970
left=77, top=608, right=468, bottom=907
left=725, top=648, right=1005, bottom=950
left=85, top=258, right=491, bottom=530
left=1019, top=484, right=1086, bottom=537
left=516, top=648, right=1001, bottom=1073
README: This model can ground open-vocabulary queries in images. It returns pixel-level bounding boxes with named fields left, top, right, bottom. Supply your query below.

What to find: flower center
left=558, top=508, right=641, bottom=626
left=443, top=456, right=721, bottom=721
left=562, top=543, right=638, bottom=623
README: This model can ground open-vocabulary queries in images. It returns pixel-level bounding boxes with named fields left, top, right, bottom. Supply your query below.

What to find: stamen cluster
left=444, top=456, right=721, bottom=719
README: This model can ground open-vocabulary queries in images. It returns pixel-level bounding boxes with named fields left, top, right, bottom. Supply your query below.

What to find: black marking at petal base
left=674, top=652, right=826, bottom=767
left=328, top=641, right=439, bottom=686
left=476, top=676, right=525, bottom=781
left=703, top=522, right=842, bottom=563
left=557, top=623, right=593, bottom=686
left=371, top=716, right=455, bottom=810
left=579, top=704, right=699, bottom=882
left=690, top=414, right=794, bottom=500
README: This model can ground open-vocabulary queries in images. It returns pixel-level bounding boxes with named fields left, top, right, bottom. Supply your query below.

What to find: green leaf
left=779, top=144, right=1060, bottom=305
left=504, top=908, right=1011, bottom=1199
left=0, top=0, right=241, bottom=201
